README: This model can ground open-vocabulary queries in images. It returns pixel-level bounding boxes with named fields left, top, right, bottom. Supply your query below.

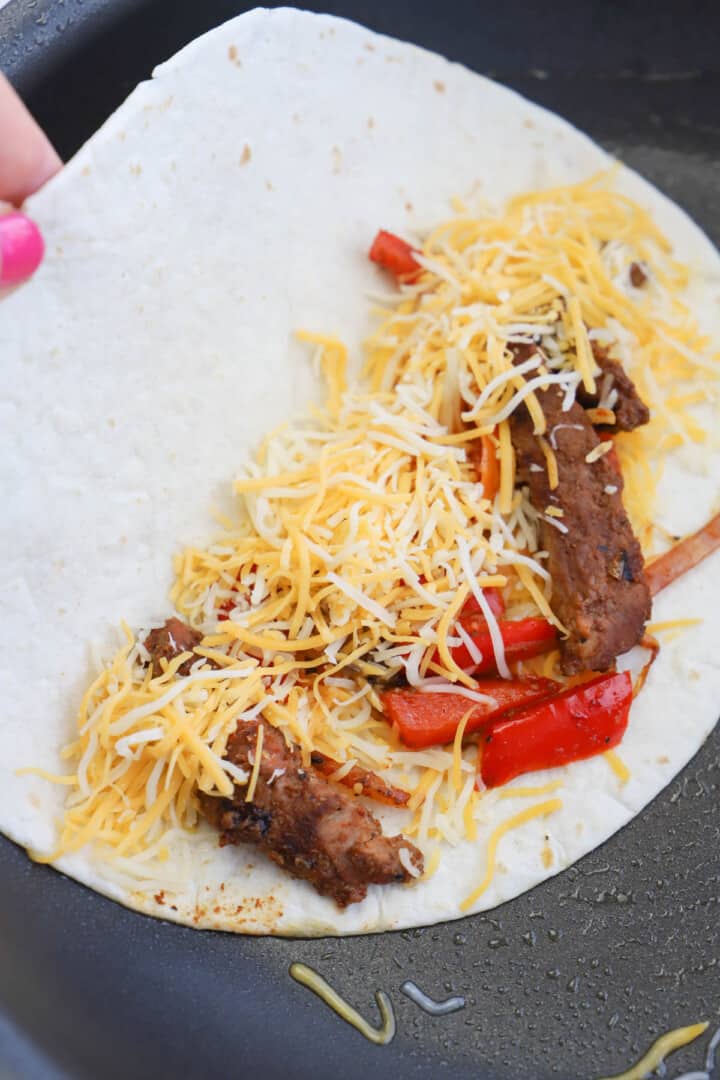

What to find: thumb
left=0, top=74, right=61, bottom=203
left=0, top=73, right=61, bottom=286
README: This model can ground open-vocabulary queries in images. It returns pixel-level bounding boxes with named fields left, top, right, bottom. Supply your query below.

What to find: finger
left=0, top=73, right=62, bottom=204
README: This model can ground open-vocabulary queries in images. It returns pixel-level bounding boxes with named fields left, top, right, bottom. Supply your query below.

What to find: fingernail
left=0, top=211, right=45, bottom=285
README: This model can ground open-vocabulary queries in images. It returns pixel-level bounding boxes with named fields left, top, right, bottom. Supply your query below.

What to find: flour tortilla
left=2, top=7, right=719, bottom=936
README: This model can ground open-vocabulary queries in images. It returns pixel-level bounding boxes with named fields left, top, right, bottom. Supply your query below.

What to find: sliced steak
left=309, top=750, right=410, bottom=807
left=144, top=617, right=203, bottom=676
left=200, top=719, right=423, bottom=907
left=509, top=349, right=650, bottom=673
left=577, top=343, right=650, bottom=432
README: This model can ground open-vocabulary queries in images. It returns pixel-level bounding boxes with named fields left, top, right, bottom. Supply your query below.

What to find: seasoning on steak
left=144, top=617, right=203, bottom=676
left=577, top=342, right=650, bottom=432
left=509, top=347, right=650, bottom=674
left=199, top=719, right=424, bottom=907
left=629, top=261, right=648, bottom=288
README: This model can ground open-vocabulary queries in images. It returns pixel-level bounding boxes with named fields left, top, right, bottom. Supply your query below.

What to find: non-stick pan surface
left=1, top=2, right=719, bottom=1077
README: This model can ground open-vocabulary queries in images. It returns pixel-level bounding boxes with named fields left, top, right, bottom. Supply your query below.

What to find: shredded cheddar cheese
left=597, top=1021, right=708, bottom=1080
left=604, top=750, right=631, bottom=786
left=43, top=172, right=716, bottom=892
left=498, top=780, right=564, bottom=800
left=245, top=723, right=264, bottom=803
left=459, top=798, right=563, bottom=911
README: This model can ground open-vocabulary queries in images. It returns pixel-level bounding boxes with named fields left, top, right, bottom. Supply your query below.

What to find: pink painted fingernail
left=0, top=211, right=45, bottom=285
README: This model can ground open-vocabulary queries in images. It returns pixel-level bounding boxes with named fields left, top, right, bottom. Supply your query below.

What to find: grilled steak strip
left=509, top=349, right=650, bottom=674
left=577, top=342, right=650, bottom=432
left=310, top=750, right=410, bottom=807
left=144, top=617, right=204, bottom=676
left=200, top=719, right=423, bottom=907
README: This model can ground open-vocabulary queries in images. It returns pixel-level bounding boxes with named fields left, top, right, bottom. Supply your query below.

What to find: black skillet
left=1, top=2, right=719, bottom=1077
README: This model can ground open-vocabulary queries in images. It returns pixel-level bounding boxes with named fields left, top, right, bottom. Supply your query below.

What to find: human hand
left=0, top=72, right=62, bottom=285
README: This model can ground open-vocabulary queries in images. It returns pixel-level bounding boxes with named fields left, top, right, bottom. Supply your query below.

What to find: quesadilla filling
left=48, top=173, right=719, bottom=907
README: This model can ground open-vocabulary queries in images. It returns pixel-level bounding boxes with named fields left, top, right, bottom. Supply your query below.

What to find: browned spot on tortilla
left=405, top=201, right=414, bottom=212
left=658, top=754, right=670, bottom=764
left=541, top=840, right=554, bottom=869
left=265, top=180, right=274, bottom=191
left=364, top=42, right=375, bottom=52
left=81, top=165, right=91, bottom=177
left=433, top=80, right=446, bottom=93
left=240, top=143, right=252, bottom=166
left=170, top=904, right=178, bottom=911
left=29, top=794, right=41, bottom=809
left=367, top=116, right=375, bottom=129
left=523, top=118, right=536, bottom=129
left=154, top=891, right=165, bottom=906
left=220, top=882, right=225, bottom=891
left=228, top=45, right=241, bottom=66
left=130, top=163, right=142, bottom=176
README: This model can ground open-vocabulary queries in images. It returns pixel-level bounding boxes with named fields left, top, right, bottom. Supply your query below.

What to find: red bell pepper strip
left=645, top=510, right=720, bottom=597
left=383, top=676, right=558, bottom=749
left=217, top=598, right=235, bottom=622
left=437, top=615, right=558, bottom=674
left=460, top=588, right=505, bottom=620
left=479, top=670, right=633, bottom=788
left=369, top=230, right=422, bottom=280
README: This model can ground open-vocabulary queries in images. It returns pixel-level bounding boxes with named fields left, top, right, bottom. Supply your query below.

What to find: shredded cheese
left=459, top=798, right=563, bottom=911
left=245, top=723, right=264, bottom=802
left=498, top=780, right=564, bottom=800
left=42, top=172, right=716, bottom=891
left=596, top=1022, right=708, bottom=1080
left=604, top=750, right=630, bottom=786
left=538, top=435, right=559, bottom=490
left=585, top=440, right=614, bottom=464
left=646, top=618, right=702, bottom=634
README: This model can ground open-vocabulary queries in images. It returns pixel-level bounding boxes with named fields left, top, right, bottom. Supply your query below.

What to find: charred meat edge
left=200, top=719, right=423, bottom=907
left=144, top=620, right=423, bottom=905
left=578, top=342, right=650, bottom=432
left=144, top=617, right=205, bottom=676
left=509, top=344, right=650, bottom=674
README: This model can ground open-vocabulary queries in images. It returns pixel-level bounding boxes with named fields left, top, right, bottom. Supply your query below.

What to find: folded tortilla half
left=2, top=7, right=719, bottom=935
